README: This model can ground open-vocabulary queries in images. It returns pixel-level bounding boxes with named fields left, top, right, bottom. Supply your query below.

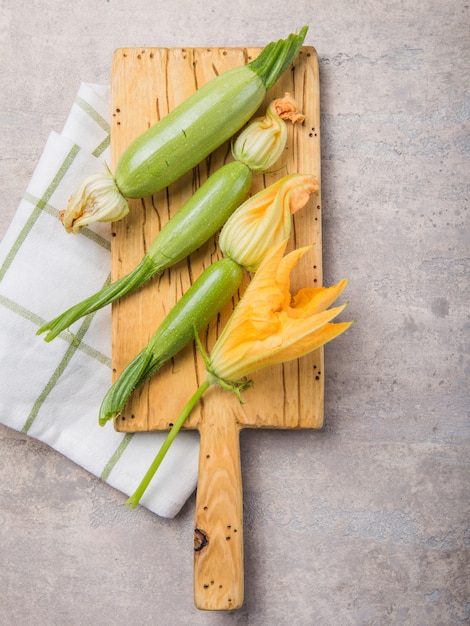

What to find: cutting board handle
left=193, top=410, right=244, bottom=610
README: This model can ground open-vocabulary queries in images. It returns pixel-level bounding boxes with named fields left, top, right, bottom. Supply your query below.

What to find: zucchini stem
left=37, top=255, right=158, bottom=342
left=126, top=380, right=210, bottom=509
left=248, top=25, right=308, bottom=90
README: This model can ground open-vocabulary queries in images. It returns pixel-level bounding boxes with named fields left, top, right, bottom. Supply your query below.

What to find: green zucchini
left=147, top=161, right=251, bottom=267
left=115, top=27, right=308, bottom=198
left=37, top=161, right=251, bottom=342
left=61, top=27, right=308, bottom=232
left=98, top=257, right=244, bottom=425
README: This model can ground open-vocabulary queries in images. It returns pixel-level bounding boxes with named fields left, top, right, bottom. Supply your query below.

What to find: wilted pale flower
left=60, top=169, right=129, bottom=233
left=206, top=239, right=351, bottom=383
left=218, top=173, right=319, bottom=271
left=232, top=92, right=305, bottom=172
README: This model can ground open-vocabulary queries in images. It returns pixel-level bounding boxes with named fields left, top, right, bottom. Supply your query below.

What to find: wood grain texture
left=110, top=46, right=322, bottom=434
left=193, top=399, right=244, bottom=609
left=110, top=45, right=321, bottom=610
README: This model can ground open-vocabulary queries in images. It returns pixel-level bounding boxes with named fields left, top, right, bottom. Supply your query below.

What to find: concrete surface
left=1, top=1, right=469, bottom=624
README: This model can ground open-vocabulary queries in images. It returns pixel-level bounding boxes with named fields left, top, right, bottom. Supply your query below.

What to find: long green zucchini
left=98, top=257, right=244, bottom=425
left=61, top=26, right=308, bottom=232
left=116, top=27, right=307, bottom=197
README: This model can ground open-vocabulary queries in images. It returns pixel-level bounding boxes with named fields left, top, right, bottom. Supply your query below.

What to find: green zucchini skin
left=146, top=257, right=243, bottom=365
left=148, top=161, right=252, bottom=267
left=115, top=66, right=264, bottom=198
left=99, top=257, right=244, bottom=424
left=37, top=161, right=251, bottom=342
left=113, top=27, right=308, bottom=198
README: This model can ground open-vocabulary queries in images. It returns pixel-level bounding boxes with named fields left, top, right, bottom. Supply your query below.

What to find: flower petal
left=208, top=240, right=352, bottom=383
left=60, top=169, right=129, bottom=233
left=289, top=279, right=349, bottom=318
left=272, top=92, right=306, bottom=124
left=275, top=244, right=313, bottom=308
left=235, top=302, right=348, bottom=376
left=240, top=321, right=354, bottom=375
left=219, top=175, right=318, bottom=271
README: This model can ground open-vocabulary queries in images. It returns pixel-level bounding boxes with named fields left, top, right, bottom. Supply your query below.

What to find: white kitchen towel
left=0, top=83, right=200, bottom=519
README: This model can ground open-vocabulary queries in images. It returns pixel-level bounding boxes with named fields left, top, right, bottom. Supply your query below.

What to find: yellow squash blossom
left=206, top=239, right=351, bottom=384
left=126, top=239, right=352, bottom=509
left=219, top=173, right=319, bottom=272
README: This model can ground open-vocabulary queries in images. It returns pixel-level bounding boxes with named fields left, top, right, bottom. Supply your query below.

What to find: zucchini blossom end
left=60, top=169, right=129, bottom=233
left=232, top=92, right=305, bottom=173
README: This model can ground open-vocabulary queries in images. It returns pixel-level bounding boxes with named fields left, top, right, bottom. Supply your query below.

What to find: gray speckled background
left=1, top=1, right=469, bottom=624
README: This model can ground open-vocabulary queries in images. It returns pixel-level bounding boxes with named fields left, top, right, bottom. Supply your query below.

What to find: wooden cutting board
left=110, top=44, right=321, bottom=610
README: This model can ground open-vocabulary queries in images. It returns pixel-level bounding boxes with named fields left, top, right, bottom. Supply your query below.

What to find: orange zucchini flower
left=127, top=239, right=352, bottom=508
left=219, top=173, right=319, bottom=272
left=206, top=239, right=352, bottom=384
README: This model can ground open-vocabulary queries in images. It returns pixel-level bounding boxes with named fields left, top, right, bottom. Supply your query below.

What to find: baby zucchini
left=37, top=161, right=252, bottom=342
left=98, top=257, right=244, bottom=425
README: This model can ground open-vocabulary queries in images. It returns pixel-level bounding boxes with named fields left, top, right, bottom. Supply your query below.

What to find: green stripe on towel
left=75, top=95, right=110, bottom=134
left=0, top=144, right=80, bottom=283
left=100, top=433, right=135, bottom=481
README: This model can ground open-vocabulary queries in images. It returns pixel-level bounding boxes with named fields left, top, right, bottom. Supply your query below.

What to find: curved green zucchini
left=37, top=161, right=252, bottom=342
left=114, top=27, right=308, bottom=198
left=99, top=257, right=244, bottom=425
